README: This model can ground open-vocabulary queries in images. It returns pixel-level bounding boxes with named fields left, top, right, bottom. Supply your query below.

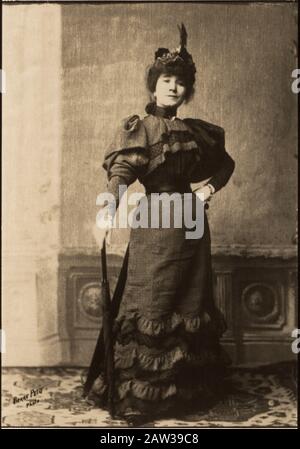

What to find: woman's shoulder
left=183, top=117, right=224, bottom=134
left=112, top=112, right=152, bottom=138
left=122, top=113, right=160, bottom=127
left=119, top=113, right=168, bottom=144
left=104, top=114, right=148, bottom=161
left=182, top=117, right=225, bottom=147
left=114, top=113, right=159, bottom=139
left=113, top=113, right=144, bottom=134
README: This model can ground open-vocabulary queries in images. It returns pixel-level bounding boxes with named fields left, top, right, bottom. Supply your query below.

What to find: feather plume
left=177, top=23, right=187, bottom=48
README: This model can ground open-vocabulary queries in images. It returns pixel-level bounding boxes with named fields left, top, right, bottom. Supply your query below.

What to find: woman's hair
left=145, top=60, right=196, bottom=104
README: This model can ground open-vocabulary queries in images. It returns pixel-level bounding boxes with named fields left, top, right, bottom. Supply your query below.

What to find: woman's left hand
left=193, top=185, right=213, bottom=202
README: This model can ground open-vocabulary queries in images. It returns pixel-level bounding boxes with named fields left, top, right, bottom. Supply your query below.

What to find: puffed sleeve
left=183, top=118, right=235, bottom=190
left=199, top=124, right=235, bottom=192
left=208, top=151, right=235, bottom=192
left=102, top=115, right=149, bottom=211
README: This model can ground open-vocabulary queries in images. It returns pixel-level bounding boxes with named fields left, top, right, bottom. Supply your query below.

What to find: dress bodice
left=140, top=148, right=198, bottom=193
left=102, top=104, right=235, bottom=208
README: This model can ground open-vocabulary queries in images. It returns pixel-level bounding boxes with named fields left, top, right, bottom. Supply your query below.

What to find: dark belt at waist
left=145, top=182, right=192, bottom=195
left=144, top=183, right=209, bottom=209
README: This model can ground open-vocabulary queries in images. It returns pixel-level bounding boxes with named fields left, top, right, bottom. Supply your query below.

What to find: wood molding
left=60, top=244, right=297, bottom=259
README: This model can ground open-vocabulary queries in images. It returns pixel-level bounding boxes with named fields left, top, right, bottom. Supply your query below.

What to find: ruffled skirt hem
left=87, top=309, right=231, bottom=420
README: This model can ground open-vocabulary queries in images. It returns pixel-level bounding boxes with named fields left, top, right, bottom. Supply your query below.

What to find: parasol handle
left=101, top=235, right=108, bottom=282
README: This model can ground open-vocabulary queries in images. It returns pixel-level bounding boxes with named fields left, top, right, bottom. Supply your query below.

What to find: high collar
left=152, top=104, right=178, bottom=120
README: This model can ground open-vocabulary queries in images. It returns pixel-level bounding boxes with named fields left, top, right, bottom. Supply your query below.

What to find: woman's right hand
left=193, top=185, right=212, bottom=202
left=93, top=206, right=114, bottom=248
left=93, top=224, right=113, bottom=248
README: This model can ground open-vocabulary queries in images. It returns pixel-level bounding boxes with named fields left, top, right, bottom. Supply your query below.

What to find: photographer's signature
left=13, top=387, right=44, bottom=408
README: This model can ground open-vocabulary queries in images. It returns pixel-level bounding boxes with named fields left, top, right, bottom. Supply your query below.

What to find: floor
left=1, top=362, right=297, bottom=428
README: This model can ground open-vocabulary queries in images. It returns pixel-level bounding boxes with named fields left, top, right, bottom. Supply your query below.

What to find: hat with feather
left=152, top=24, right=196, bottom=85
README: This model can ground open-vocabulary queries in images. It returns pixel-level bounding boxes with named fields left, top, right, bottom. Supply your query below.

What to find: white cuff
left=207, top=183, right=215, bottom=195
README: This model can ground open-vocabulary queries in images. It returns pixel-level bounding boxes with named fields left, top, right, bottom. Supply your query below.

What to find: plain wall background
left=3, top=4, right=62, bottom=365
left=61, top=2, right=297, bottom=249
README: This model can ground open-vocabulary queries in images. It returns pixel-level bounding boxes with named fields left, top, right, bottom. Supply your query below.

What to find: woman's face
left=154, top=73, right=186, bottom=109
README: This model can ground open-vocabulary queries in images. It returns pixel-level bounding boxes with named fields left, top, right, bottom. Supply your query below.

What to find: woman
left=88, top=24, right=235, bottom=426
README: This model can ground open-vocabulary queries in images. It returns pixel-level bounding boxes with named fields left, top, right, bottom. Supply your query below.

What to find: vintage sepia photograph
left=2, top=0, right=298, bottom=429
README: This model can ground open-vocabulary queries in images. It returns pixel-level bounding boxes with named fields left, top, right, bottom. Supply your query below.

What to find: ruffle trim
left=115, top=310, right=226, bottom=337
left=138, top=311, right=211, bottom=335
left=103, top=114, right=225, bottom=181
left=104, top=113, right=202, bottom=177
left=145, top=139, right=199, bottom=176
left=91, top=375, right=213, bottom=402
left=119, top=379, right=177, bottom=401
left=162, top=139, right=198, bottom=155
left=114, top=341, right=222, bottom=371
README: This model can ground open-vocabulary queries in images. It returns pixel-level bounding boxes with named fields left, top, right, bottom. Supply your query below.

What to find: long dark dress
left=89, top=104, right=235, bottom=421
